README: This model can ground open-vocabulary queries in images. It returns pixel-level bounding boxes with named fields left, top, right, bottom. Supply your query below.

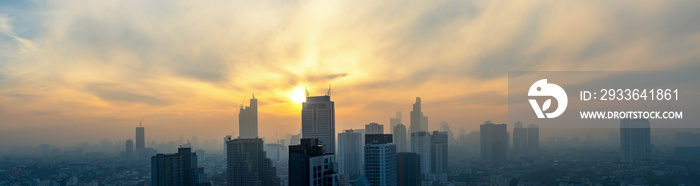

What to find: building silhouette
left=223, top=135, right=232, bottom=157
left=135, top=126, right=146, bottom=160
left=151, top=147, right=209, bottom=186
left=527, top=124, right=539, bottom=155
left=364, top=134, right=397, bottom=186
left=430, top=131, right=448, bottom=174
left=620, top=119, right=651, bottom=163
left=365, top=123, right=384, bottom=134
left=410, top=131, right=431, bottom=178
left=397, top=152, right=421, bottom=186
left=289, top=138, right=339, bottom=186
left=226, top=138, right=279, bottom=186
left=512, top=121, right=527, bottom=158
left=390, top=112, right=401, bottom=134
left=338, top=129, right=364, bottom=179
left=409, top=97, right=428, bottom=135
left=239, top=94, right=258, bottom=138
left=125, top=139, right=134, bottom=159
left=480, top=121, right=507, bottom=165
left=393, top=124, right=408, bottom=152
left=302, top=95, right=336, bottom=154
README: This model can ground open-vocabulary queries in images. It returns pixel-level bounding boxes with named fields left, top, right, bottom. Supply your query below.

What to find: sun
left=289, top=87, right=307, bottom=104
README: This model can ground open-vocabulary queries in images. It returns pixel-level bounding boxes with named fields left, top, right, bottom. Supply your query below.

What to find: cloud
left=86, top=83, right=172, bottom=106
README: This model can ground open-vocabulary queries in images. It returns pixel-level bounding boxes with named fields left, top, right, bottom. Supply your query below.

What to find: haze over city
left=2, top=0, right=700, bottom=148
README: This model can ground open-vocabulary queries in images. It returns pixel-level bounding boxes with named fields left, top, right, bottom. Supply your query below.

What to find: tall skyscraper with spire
left=239, top=94, right=258, bottom=138
left=410, top=97, right=428, bottom=135
left=301, top=91, right=336, bottom=154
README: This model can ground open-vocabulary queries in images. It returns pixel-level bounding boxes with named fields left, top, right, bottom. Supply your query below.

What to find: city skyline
left=3, top=1, right=700, bottom=147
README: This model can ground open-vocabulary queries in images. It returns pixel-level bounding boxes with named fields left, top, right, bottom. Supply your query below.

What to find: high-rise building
left=480, top=121, right=507, bottom=165
left=512, top=121, right=527, bottom=158
left=302, top=95, right=336, bottom=154
left=289, top=138, right=340, bottom=186
left=397, top=152, right=421, bottom=186
left=393, top=124, right=408, bottom=152
left=125, top=139, right=134, bottom=159
left=410, top=131, right=431, bottom=178
left=226, top=138, right=279, bottom=186
left=338, top=129, right=364, bottom=179
left=239, top=94, right=258, bottom=138
left=527, top=124, right=539, bottom=155
left=390, top=112, right=401, bottom=134
left=410, top=97, right=424, bottom=135
left=135, top=126, right=146, bottom=160
left=620, top=119, right=651, bottom=163
left=364, top=134, right=396, bottom=186
left=365, top=123, right=384, bottom=134
left=223, top=135, right=232, bottom=157
left=151, top=147, right=209, bottom=186
left=430, top=131, right=448, bottom=174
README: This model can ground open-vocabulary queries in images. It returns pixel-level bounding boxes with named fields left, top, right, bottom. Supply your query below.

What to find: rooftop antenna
left=326, top=84, right=331, bottom=96
left=240, top=96, right=246, bottom=108
left=305, top=86, right=309, bottom=97
left=252, top=93, right=255, bottom=99
left=139, top=116, right=146, bottom=127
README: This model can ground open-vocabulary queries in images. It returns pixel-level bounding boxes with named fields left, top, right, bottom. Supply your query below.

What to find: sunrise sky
left=1, top=0, right=700, bottom=147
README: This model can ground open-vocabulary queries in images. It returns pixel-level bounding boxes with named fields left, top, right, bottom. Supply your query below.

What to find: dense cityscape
left=2, top=93, right=699, bottom=186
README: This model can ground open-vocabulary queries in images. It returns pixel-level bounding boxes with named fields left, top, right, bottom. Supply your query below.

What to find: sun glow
left=289, top=87, right=307, bottom=104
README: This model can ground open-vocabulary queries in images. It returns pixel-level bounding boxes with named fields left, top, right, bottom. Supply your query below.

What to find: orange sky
left=1, top=0, right=700, bottom=147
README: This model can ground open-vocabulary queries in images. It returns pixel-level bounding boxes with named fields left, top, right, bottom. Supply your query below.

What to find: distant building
left=151, top=147, right=209, bottom=186
left=226, top=138, right=279, bottom=186
left=364, top=134, right=396, bottom=186
left=527, top=124, right=540, bottom=155
left=620, top=119, right=650, bottom=163
left=125, top=139, right=134, bottom=159
left=393, top=124, right=408, bottom=152
left=410, top=131, right=431, bottom=178
left=397, top=152, right=421, bottom=186
left=223, top=135, right=232, bottom=157
left=338, top=129, right=364, bottom=179
left=480, top=121, right=508, bottom=165
left=302, top=95, right=336, bottom=154
left=390, top=112, right=401, bottom=134
left=430, top=131, right=448, bottom=174
left=410, top=97, right=427, bottom=135
left=365, top=123, right=384, bottom=134
left=289, top=138, right=340, bottom=186
left=512, top=121, right=528, bottom=158
left=239, top=94, right=258, bottom=138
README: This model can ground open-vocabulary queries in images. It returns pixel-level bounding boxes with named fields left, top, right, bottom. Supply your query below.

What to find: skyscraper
left=410, top=97, right=423, bottom=135
left=125, top=139, right=134, bottom=159
left=393, top=124, right=408, bottom=152
left=620, top=119, right=651, bottom=163
left=338, top=129, right=364, bottom=179
left=410, top=131, right=431, bottom=178
left=151, top=147, right=209, bottom=186
left=135, top=126, right=146, bottom=160
left=390, top=112, right=401, bottom=134
left=302, top=95, right=336, bottom=154
left=365, top=123, right=384, bottom=134
left=289, top=138, right=340, bottom=186
left=527, top=124, right=539, bottom=155
left=223, top=135, right=232, bottom=157
left=364, top=134, right=397, bottom=186
left=430, top=131, right=448, bottom=174
left=397, top=152, right=421, bottom=186
left=226, top=138, right=279, bottom=186
left=480, top=121, right=507, bottom=165
left=512, top=121, right=528, bottom=158
left=239, top=94, right=258, bottom=138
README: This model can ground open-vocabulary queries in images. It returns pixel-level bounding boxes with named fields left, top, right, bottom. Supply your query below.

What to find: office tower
left=393, top=124, right=408, bottom=152
left=226, top=138, right=279, bottom=186
left=390, top=112, right=401, bottom=134
left=527, top=124, right=539, bottom=155
left=365, top=123, right=384, bottom=134
left=290, top=133, right=301, bottom=146
left=397, top=152, right=421, bottom=186
left=512, top=121, right=527, bottom=158
left=239, top=94, right=258, bottom=138
left=135, top=126, right=145, bottom=160
left=410, top=97, right=423, bottom=135
left=430, top=131, right=448, bottom=174
left=125, top=139, right=134, bottom=159
left=480, top=121, right=507, bottom=165
left=302, top=95, right=336, bottom=154
left=288, top=138, right=340, bottom=186
left=364, top=134, right=397, bottom=186
left=338, top=129, right=364, bottom=179
left=620, top=119, right=651, bottom=163
left=151, top=147, right=209, bottom=186
left=410, top=131, right=431, bottom=177
left=223, top=135, right=232, bottom=157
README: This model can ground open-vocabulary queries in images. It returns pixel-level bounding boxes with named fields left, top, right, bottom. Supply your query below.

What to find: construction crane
left=139, top=116, right=146, bottom=127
